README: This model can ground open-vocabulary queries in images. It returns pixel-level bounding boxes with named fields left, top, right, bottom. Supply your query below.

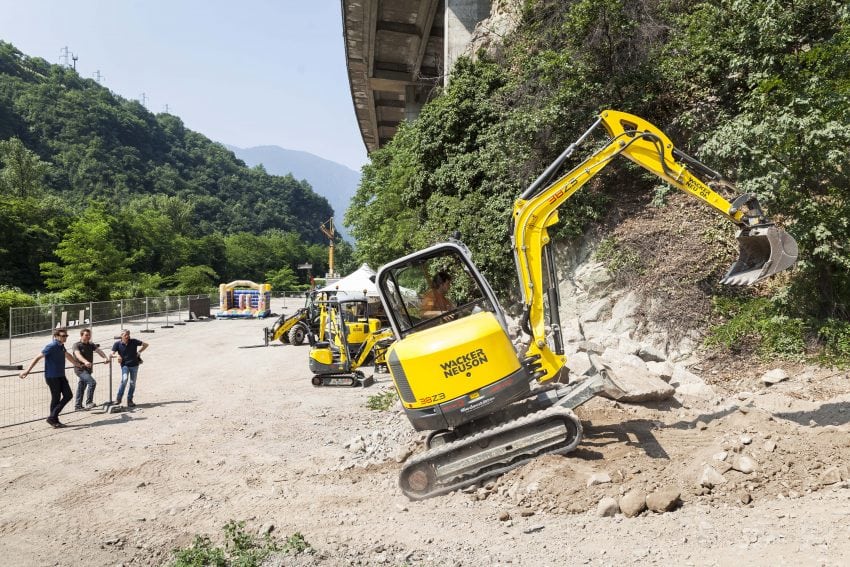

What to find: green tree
left=265, top=266, right=298, bottom=292
left=168, top=265, right=218, bottom=295
left=40, top=204, right=131, bottom=301
left=0, top=137, right=50, bottom=197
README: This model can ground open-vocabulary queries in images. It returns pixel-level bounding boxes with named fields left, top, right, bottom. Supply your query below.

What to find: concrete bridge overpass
left=341, top=0, right=491, bottom=153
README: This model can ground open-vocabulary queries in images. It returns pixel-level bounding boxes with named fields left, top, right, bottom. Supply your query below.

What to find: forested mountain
left=347, top=0, right=850, bottom=362
left=0, top=41, right=346, bottom=301
left=227, top=145, right=360, bottom=241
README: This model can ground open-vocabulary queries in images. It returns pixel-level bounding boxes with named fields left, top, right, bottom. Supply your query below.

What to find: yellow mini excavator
left=374, top=110, right=798, bottom=500
left=307, top=293, right=394, bottom=387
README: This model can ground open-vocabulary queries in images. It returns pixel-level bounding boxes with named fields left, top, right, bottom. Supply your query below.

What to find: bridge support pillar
left=444, top=0, right=491, bottom=81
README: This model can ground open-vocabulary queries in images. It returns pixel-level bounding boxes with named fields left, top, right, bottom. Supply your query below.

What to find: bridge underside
left=342, top=0, right=445, bottom=153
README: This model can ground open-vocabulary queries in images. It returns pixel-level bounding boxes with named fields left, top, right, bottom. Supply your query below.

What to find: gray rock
left=761, top=369, right=788, bottom=385
left=670, top=365, right=703, bottom=387
left=577, top=341, right=605, bottom=354
left=580, top=298, right=612, bottom=323
left=763, top=440, right=777, bottom=453
left=594, top=357, right=674, bottom=403
left=566, top=351, right=593, bottom=377
left=646, top=361, right=674, bottom=381
left=646, top=488, right=680, bottom=512
left=638, top=345, right=666, bottom=363
left=699, top=466, right=727, bottom=488
left=617, top=337, right=643, bottom=357
left=578, top=262, right=614, bottom=295
left=675, top=382, right=716, bottom=400
left=820, top=467, right=842, bottom=485
left=596, top=496, right=620, bottom=517
left=611, top=291, right=640, bottom=320
left=587, top=472, right=612, bottom=487
left=619, top=490, right=647, bottom=518
left=732, top=455, right=757, bottom=474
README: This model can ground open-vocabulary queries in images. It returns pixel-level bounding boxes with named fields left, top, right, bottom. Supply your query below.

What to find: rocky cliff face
left=463, top=0, right=523, bottom=61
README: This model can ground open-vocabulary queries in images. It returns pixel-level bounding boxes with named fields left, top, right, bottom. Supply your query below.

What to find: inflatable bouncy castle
left=216, top=280, right=272, bottom=319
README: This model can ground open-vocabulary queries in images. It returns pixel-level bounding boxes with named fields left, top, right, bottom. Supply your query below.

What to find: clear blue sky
left=0, top=1, right=369, bottom=171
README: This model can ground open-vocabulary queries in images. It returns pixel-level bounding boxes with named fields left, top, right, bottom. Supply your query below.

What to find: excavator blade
left=721, top=226, right=798, bottom=286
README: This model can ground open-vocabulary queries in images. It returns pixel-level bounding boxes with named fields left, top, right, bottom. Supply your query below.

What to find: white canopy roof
left=317, top=263, right=379, bottom=298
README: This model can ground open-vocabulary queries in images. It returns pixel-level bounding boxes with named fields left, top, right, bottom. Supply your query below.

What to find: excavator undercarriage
left=399, top=371, right=624, bottom=500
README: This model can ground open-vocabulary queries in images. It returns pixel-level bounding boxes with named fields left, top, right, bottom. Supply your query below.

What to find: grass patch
left=366, top=389, right=398, bottom=411
left=593, top=237, right=644, bottom=281
left=706, top=297, right=806, bottom=359
left=170, top=521, right=310, bottom=567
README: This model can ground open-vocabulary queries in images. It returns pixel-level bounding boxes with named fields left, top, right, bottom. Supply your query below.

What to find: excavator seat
left=721, top=226, right=798, bottom=285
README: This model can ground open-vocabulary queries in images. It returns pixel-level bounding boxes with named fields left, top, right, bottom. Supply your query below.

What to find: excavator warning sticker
left=440, top=349, right=489, bottom=378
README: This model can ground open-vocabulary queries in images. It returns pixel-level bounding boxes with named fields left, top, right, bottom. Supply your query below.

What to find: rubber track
left=399, top=406, right=582, bottom=500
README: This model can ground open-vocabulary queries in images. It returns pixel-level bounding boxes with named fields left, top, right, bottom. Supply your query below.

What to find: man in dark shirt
left=111, top=329, right=149, bottom=408
left=72, top=328, right=110, bottom=410
left=20, top=328, right=82, bottom=428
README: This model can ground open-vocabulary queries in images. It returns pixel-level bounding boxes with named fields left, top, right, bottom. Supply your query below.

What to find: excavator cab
left=377, top=243, right=534, bottom=432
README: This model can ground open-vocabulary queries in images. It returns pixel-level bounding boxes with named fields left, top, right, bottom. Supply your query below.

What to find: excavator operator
left=420, top=271, right=454, bottom=318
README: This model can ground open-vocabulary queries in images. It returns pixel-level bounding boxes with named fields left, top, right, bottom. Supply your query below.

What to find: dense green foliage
left=346, top=0, right=850, bottom=360
left=0, top=41, right=351, bottom=302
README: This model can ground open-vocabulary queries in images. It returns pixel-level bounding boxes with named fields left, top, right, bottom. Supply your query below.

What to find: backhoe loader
left=375, top=110, right=798, bottom=500
left=264, top=291, right=320, bottom=346
left=307, top=294, right=394, bottom=387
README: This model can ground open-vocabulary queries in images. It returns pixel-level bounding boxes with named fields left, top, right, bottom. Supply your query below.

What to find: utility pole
left=139, top=92, right=147, bottom=107
left=164, top=104, right=169, bottom=113
left=71, top=53, right=78, bottom=70
left=93, top=70, right=104, bottom=83
left=59, top=46, right=70, bottom=67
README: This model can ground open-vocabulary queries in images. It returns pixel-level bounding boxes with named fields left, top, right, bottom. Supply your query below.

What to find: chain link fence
left=0, top=292, right=323, bottom=428
left=5, top=294, right=218, bottom=366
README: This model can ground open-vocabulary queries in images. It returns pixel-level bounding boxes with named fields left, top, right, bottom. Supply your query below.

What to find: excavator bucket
left=721, top=226, right=798, bottom=285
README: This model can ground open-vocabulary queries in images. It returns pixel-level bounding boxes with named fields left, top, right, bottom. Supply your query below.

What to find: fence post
left=89, top=301, right=94, bottom=326
left=162, top=296, right=173, bottom=329
left=51, top=303, right=55, bottom=331
left=120, top=299, right=124, bottom=329
left=174, top=295, right=186, bottom=326
left=141, top=297, right=154, bottom=333
left=7, top=306, right=11, bottom=365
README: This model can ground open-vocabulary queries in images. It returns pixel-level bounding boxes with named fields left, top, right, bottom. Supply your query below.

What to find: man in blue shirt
left=111, top=329, right=149, bottom=408
left=20, top=328, right=82, bottom=428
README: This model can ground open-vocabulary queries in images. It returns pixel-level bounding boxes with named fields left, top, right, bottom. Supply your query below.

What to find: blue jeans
left=74, top=369, right=96, bottom=407
left=116, top=365, right=139, bottom=402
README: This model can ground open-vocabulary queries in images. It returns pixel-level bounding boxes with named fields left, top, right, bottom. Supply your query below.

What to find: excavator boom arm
left=512, top=110, right=797, bottom=382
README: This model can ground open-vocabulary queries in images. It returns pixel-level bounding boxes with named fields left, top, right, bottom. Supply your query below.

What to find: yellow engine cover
left=345, top=317, right=381, bottom=344
left=388, top=311, right=521, bottom=409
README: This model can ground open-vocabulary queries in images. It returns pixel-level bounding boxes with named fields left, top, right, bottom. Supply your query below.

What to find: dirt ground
left=1, top=298, right=849, bottom=567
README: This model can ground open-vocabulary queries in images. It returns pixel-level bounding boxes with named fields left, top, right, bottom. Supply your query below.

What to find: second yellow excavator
left=374, top=110, right=798, bottom=500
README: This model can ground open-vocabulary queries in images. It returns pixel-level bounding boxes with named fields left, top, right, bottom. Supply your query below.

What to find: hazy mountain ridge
left=228, top=145, right=361, bottom=241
